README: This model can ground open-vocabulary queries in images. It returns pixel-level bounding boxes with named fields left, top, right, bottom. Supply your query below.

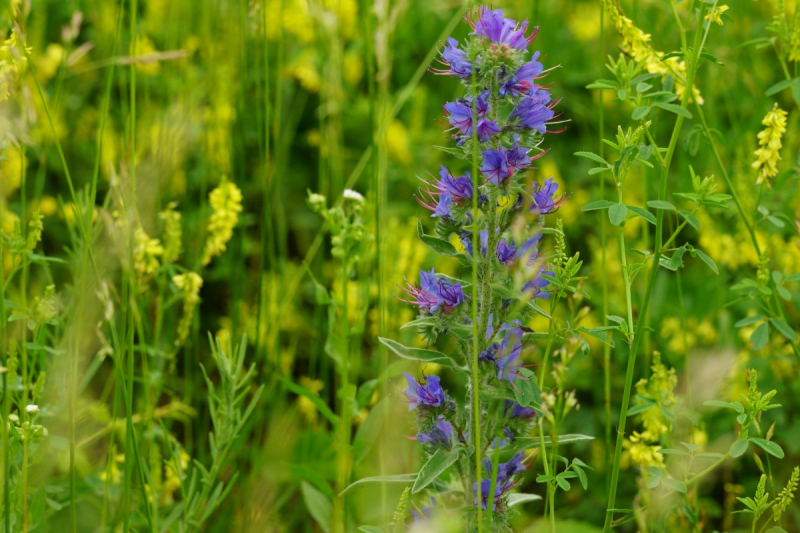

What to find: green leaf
left=765, top=77, right=797, bottom=96
left=627, top=401, right=656, bottom=416
left=695, top=249, right=719, bottom=274
left=506, top=493, right=543, bottom=507
left=632, top=106, right=651, bottom=120
left=555, top=474, right=571, bottom=491
left=574, top=465, right=588, bottom=490
left=513, top=369, right=543, bottom=408
left=280, top=377, right=338, bottom=429
left=576, top=326, right=616, bottom=347
left=751, top=438, right=785, bottom=459
left=586, top=79, right=619, bottom=89
left=703, top=400, right=744, bottom=412
left=679, top=209, right=700, bottom=229
left=627, top=205, right=656, bottom=225
left=765, top=527, right=789, bottom=533
left=770, top=318, right=798, bottom=342
left=729, top=439, right=749, bottom=458
left=342, top=474, right=418, bottom=495
left=412, top=448, right=460, bottom=493
left=767, top=215, right=786, bottom=228
left=358, top=527, right=386, bottom=533
left=575, top=151, right=610, bottom=166
left=417, top=220, right=458, bottom=256
left=512, top=434, right=595, bottom=452
left=302, top=481, right=332, bottom=532
left=378, top=337, right=456, bottom=367
left=662, top=477, right=688, bottom=493
left=735, top=315, right=766, bottom=328
left=581, top=200, right=614, bottom=211
left=792, top=81, right=800, bottom=107
left=400, top=317, right=438, bottom=330
left=647, top=200, right=676, bottom=211
left=653, top=102, right=692, bottom=118
left=695, top=452, right=726, bottom=459
left=609, top=203, right=628, bottom=226
left=777, top=285, right=792, bottom=301
left=657, top=448, right=691, bottom=456
left=750, top=322, right=769, bottom=351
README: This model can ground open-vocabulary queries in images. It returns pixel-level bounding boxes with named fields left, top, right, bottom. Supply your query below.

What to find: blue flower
left=444, top=91, right=497, bottom=140
left=505, top=400, right=537, bottom=419
left=473, top=452, right=528, bottom=510
left=496, top=239, right=516, bottom=265
left=402, top=268, right=467, bottom=313
left=460, top=228, right=488, bottom=258
left=472, top=7, right=535, bottom=50
left=416, top=166, right=474, bottom=218
left=411, top=497, right=438, bottom=523
left=523, top=267, right=553, bottom=300
left=499, top=54, right=544, bottom=97
left=530, top=177, right=565, bottom=215
left=511, top=87, right=555, bottom=134
left=403, top=372, right=446, bottom=411
left=480, top=148, right=512, bottom=185
left=495, top=322, right=524, bottom=383
left=480, top=136, right=531, bottom=186
left=418, top=417, right=456, bottom=449
left=435, top=37, right=472, bottom=78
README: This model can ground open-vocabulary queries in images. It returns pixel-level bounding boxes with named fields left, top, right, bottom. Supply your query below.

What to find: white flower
left=25, top=404, right=39, bottom=414
left=343, top=189, right=364, bottom=202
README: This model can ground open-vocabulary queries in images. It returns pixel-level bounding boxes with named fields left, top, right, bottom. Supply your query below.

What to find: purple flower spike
left=443, top=171, right=474, bottom=205
left=418, top=417, right=456, bottom=449
left=460, top=228, right=488, bottom=258
left=506, top=135, right=532, bottom=172
left=403, top=372, right=446, bottom=411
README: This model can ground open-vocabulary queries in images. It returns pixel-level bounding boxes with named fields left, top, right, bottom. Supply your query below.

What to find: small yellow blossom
left=134, top=228, right=164, bottom=278
left=159, top=202, right=183, bottom=263
left=386, top=120, right=412, bottom=166
left=705, top=5, right=729, bottom=25
left=38, top=196, right=59, bottom=217
left=173, top=272, right=203, bottom=346
left=202, top=177, right=243, bottom=265
left=752, top=103, right=788, bottom=187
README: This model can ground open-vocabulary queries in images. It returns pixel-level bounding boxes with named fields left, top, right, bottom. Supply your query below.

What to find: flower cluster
left=474, top=453, right=527, bottom=510
left=202, top=177, right=243, bottom=265
left=752, top=103, right=787, bottom=187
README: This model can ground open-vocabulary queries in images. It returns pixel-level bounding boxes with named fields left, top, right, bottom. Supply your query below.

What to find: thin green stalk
left=538, top=420, right=556, bottom=533
left=333, top=236, right=351, bottom=533
left=599, top=0, right=612, bottom=491
left=469, top=37, right=483, bottom=532
left=1, top=238, right=7, bottom=533
left=19, top=146, right=28, bottom=533
left=676, top=270, right=692, bottom=407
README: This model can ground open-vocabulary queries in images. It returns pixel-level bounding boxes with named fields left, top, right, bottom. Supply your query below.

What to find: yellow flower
left=202, top=177, right=243, bottom=265
left=625, top=430, right=665, bottom=468
left=705, top=5, right=729, bottom=25
left=38, top=196, right=59, bottom=217
left=159, top=202, right=183, bottom=263
left=567, top=3, right=601, bottom=42
left=173, top=272, right=203, bottom=346
left=134, top=228, right=164, bottom=278
left=603, top=0, right=702, bottom=104
left=386, top=120, right=412, bottom=166
left=752, top=103, right=788, bottom=187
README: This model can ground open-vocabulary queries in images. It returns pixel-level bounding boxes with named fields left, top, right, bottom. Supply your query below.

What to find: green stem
left=538, top=420, right=556, bottom=533
left=603, top=6, right=707, bottom=530
left=469, top=40, right=483, bottom=532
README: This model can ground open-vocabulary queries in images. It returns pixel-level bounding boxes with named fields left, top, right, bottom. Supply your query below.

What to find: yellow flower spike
left=752, top=103, right=788, bottom=187
left=159, top=202, right=183, bottom=264
left=202, top=177, right=243, bottom=266
left=705, top=5, right=729, bottom=25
